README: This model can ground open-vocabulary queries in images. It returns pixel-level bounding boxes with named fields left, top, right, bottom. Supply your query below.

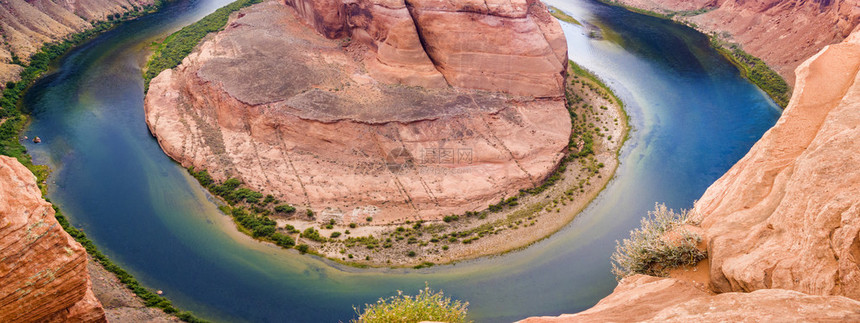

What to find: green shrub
left=274, top=204, right=296, bottom=214
left=330, top=231, right=342, bottom=238
left=272, top=233, right=295, bottom=247
left=301, top=227, right=326, bottom=243
left=611, top=203, right=707, bottom=278
left=352, top=285, right=470, bottom=323
left=296, top=244, right=310, bottom=254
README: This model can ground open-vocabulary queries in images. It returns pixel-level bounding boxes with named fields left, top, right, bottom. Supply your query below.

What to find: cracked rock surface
left=145, top=0, right=570, bottom=222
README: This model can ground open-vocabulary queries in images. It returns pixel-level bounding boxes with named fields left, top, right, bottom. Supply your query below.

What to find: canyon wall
left=0, top=156, right=106, bottom=322
left=613, top=0, right=860, bottom=85
left=145, top=0, right=570, bottom=222
left=522, top=26, right=860, bottom=323
left=284, top=0, right=568, bottom=96
left=0, top=0, right=155, bottom=86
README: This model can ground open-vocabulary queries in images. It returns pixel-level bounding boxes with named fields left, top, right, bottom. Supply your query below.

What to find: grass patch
left=611, top=203, right=706, bottom=278
left=352, top=284, right=470, bottom=323
left=547, top=5, right=581, bottom=25
left=710, top=38, right=790, bottom=107
left=143, top=0, right=262, bottom=90
left=189, top=167, right=306, bottom=249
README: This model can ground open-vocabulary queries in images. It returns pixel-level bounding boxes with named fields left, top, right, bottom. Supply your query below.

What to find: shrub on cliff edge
left=352, top=284, right=470, bottom=323
left=611, top=203, right=706, bottom=278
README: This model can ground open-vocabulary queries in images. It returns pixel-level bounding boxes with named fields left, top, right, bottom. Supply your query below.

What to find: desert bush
left=301, top=227, right=326, bottom=243
left=611, top=203, right=706, bottom=279
left=352, top=285, right=470, bottom=323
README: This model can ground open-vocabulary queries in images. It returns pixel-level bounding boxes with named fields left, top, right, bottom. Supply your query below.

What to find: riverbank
left=0, top=2, right=210, bottom=322
left=596, top=0, right=791, bottom=107
left=183, top=57, right=629, bottom=268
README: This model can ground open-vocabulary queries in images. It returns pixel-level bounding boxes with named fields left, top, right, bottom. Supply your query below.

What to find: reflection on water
left=22, top=0, right=779, bottom=321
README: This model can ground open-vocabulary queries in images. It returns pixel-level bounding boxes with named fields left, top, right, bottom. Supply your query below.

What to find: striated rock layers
left=145, top=0, right=570, bottom=222
left=522, top=28, right=860, bottom=323
left=0, top=156, right=106, bottom=322
left=692, top=27, right=860, bottom=301
left=613, top=0, right=860, bottom=85
left=522, top=275, right=860, bottom=322
left=0, top=0, right=155, bottom=86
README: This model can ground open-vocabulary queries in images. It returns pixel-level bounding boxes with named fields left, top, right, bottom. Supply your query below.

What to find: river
left=22, top=0, right=780, bottom=321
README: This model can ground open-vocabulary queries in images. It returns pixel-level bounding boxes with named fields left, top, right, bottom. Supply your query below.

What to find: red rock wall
left=0, top=156, right=106, bottom=323
left=283, top=0, right=567, bottom=97
left=692, top=29, right=860, bottom=300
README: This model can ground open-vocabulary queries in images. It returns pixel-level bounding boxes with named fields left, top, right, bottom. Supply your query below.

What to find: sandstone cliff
left=0, top=0, right=155, bottom=86
left=522, top=275, right=860, bottom=322
left=522, top=26, right=860, bottom=323
left=0, top=156, right=106, bottom=322
left=613, top=0, right=860, bottom=85
left=145, top=0, right=570, bottom=222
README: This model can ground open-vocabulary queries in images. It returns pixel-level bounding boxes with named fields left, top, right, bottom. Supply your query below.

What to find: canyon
left=524, top=23, right=860, bottom=323
left=145, top=0, right=572, bottom=223
left=0, top=0, right=155, bottom=86
left=611, top=0, right=860, bottom=85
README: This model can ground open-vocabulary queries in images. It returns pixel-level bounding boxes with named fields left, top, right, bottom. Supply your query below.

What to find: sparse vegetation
left=711, top=38, right=790, bottom=107
left=611, top=203, right=707, bottom=278
left=352, top=285, right=470, bottom=323
left=181, top=58, right=627, bottom=268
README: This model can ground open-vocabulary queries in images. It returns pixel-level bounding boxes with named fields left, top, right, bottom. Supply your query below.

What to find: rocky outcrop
left=522, top=275, right=860, bottom=322
left=692, top=28, right=860, bottom=300
left=0, top=0, right=155, bottom=86
left=613, top=0, right=860, bottom=85
left=284, top=0, right=568, bottom=96
left=145, top=0, right=570, bottom=222
left=0, top=156, right=106, bottom=322
left=522, top=26, right=860, bottom=323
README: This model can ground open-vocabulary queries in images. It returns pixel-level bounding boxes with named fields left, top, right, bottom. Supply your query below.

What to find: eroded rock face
left=0, top=0, right=155, bottom=86
left=521, top=275, right=860, bottom=322
left=0, top=156, right=106, bottom=322
left=284, top=0, right=568, bottom=96
left=614, top=0, right=860, bottom=84
left=692, top=29, right=860, bottom=300
left=522, top=28, right=860, bottom=323
left=145, top=0, right=570, bottom=222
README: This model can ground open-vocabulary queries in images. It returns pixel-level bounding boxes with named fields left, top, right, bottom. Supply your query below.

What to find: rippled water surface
left=23, top=0, right=780, bottom=321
